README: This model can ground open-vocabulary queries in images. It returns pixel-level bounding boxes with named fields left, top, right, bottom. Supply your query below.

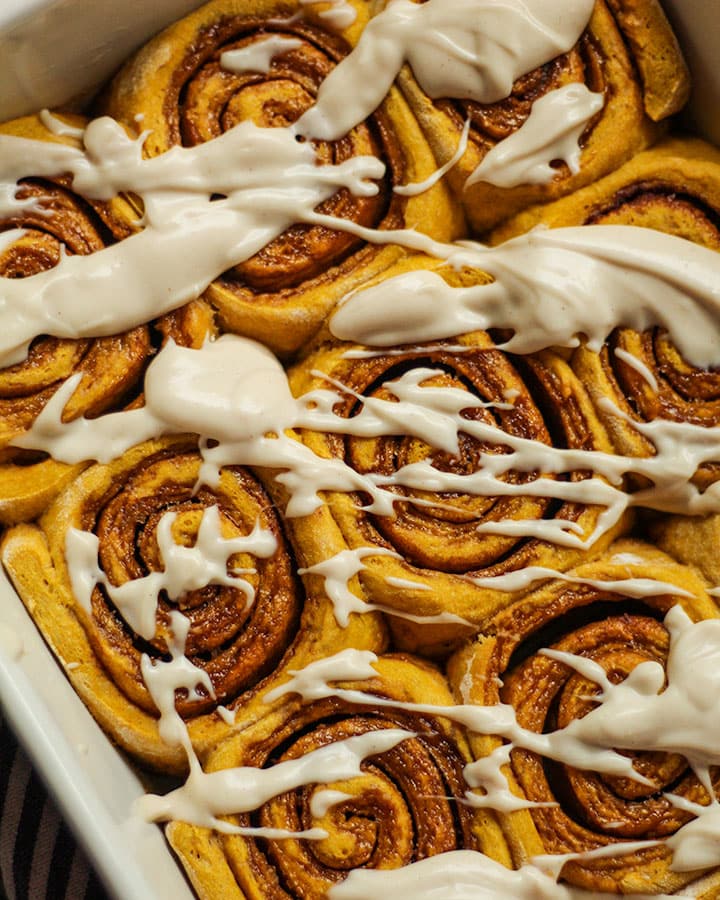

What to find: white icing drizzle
left=19, top=334, right=720, bottom=552
left=341, top=343, right=474, bottom=360
left=261, top=610, right=720, bottom=791
left=137, top=728, right=415, bottom=832
left=296, top=0, right=595, bottom=140
left=37, top=109, right=85, bottom=139
left=666, top=798, right=720, bottom=871
left=220, top=36, right=303, bottom=75
left=141, top=611, right=216, bottom=747
left=299, top=548, right=399, bottom=627
left=0, top=119, right=383, bottom=367
left=298, top=547, right=488, bottom=629
left=614, top=347, right=661, bottom=393
left=309, top=789, right=353, bottom=818
left=539, top=607, right=720, bottom=774
left=65, top=504, right=277, bottom=640
left=330, top=226, right=720, bottom=369
left=394, top=118, right=471, bottom=197
left=468, top=567, right=693, bottom=598
left=216, top=706, right=237, bottom=726
left=463, top=745, right=556, bottom=813
left=329, top=849, right=672, bottom=900
left=1, top=0, right=718, bottom=886
left=329, top=851, right=571, bottom=899
left=383, top=577, right=431, bottom=591
left=298, top=0, right=357, bottom=30
left=265, top=649, right=381, bottom=705
left=465, top=84, right=604, bottom=188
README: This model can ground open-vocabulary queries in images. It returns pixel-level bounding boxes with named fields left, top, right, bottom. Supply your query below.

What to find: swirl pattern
left=391, top=0, right=688, bottom=233
left=448, top=540, right=719, bottom=894
left=290, top=260, right=627, bottom=655
left=1, top=437, right=386, bottom=770
left=167, top=655, right=502, bottom=898
left=103, top=0, right=460, bottom=355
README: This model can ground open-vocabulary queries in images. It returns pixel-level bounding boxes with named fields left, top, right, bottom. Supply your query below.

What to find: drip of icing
left=538, top=606, right=720, bottom=772
left=216, top=706, right=237, bottom=726
left=613, top=347, right=660, bottom=393
left=330, top=226, right=720, bottom=369
left=465, top=84, right=604, bottom=188
left=21, top=334, right=720, bottom=549
left=666, top=799, right=720, bottom=871
left=468, top=566, right=693, bottom=598
left=265, top=649, right=381, bottom=704
left=220, top=36, right=303, bottom=75
left=265, top=650, right=645, bottom=783
left=341, top=343, right=474, bottom=360
left=299, top=548, right=400, bottom=627
left=463, top=745, right=556, bottom=813
left=394, top=118, right=471, bottom=197
left=383, top=577, right=432, bottom=591
left=299, top=548, right=477, bottom=628
left=137, top=728, right=415, bottom=831
left=260, top=611, right=720, bottom=787
left=38, top=109, right=85, bottom=139
left=0, top=121, right=382, bottom=367
left=329, top=851, right=570, bottom=899
left=310, top=789, right=353, bottom=818
left=1, top=116, right=380, bottom=206
left=296, top=0, right=595, bottom=140
left=65, top=505, right=277, bottom=640
left=299, top=0, right=357, bottom=30
left=329, top=849, right=671, bottom=900
left=0, top=3, right=713, bottom=888
left=299, top=365, right=517, bottom=453
left=141, top=612, right=216, bottom=747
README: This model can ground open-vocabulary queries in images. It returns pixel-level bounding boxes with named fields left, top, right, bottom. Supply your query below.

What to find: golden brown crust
left=491, top=137, right=720, bottom=244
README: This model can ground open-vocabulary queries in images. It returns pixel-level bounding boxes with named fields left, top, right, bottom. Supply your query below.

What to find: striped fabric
left=0, top=712, right=107, bottom=900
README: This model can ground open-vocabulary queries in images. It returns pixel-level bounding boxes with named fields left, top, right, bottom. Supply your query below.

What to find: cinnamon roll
left=0, top=112, right=214, bottom=525
left=102, top=0, right=461, bottom=356
left=448, top=540, right=720, bottom=895
left=167, top=654, right=504, bottom=898
left=289, top=259, right=628, bottom=656
left=381, top=0, right=689, bottom=233
left=492, top=137, right=720, bottom=492
left=0, top=437, right=386, bottom=771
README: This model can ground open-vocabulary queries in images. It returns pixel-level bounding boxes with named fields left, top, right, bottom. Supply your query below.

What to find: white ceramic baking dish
left=0, top=2, right=717, bottom=898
